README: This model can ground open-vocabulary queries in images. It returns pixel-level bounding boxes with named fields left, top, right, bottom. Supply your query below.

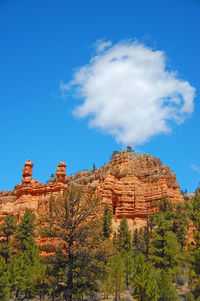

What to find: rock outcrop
left=0, top=151, right=184, bottom=230
left=67, top=151, right=184, bottom=228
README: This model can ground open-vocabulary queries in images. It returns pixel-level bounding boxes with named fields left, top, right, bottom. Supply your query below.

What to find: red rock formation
left=0, top=191, right=16, bottom=206
left=0, top=162, right=67, bottom=223
left=67, top=151, right=184, bottom=228
left=56, top=162, right=67, bottom=183
left=22, top=159, right=34, bottom=184
left=0, top=152, right=184, bottom=231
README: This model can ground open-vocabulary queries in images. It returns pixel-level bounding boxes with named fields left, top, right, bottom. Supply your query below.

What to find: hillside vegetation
left=0, top=186, right=200, bottom=301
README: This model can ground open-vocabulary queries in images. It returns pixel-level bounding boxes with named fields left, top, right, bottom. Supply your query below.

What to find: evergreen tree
left=188, top=194, right=200, bottom=298
left=190, top=194, right=200, bottom=251
left=15, top=210, right=37, bottom=251
left=112, top=231, right=118, bottom=248
left=126, top=146, right=134, bottom=153
left=102, top=204, right=112, bottom=239
left=10, top=211, right=42, bottom=298
left=155, top=270, right=178, bottom=301
left=117, top=216, right=131, bottom=252
left=110, top=150, right=119, bottom=160
left=116, top=217, right=132, bottom=288
left=186, top=292, right=195, bottom=301
left=150, top=198, right=182, bottom=272
left=43, top=186, right=103, bottom=301
left=130, top=253, right=159, bottom=301
left=0, top=255, right=10, bottom=300
left=106, top=253, right=126, bottom=301
left=133, top=228, right=145, bottom=257
left=0, top=215, right=16, bottom=263
left=100, top=261, right=112, bottom=299
left=123, top=250, right=134, bottom=289
left=172, top=202, right=189, bottom=249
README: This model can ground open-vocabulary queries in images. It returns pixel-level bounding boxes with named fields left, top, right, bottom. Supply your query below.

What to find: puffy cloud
left=61, top=40, right=195, bottom=145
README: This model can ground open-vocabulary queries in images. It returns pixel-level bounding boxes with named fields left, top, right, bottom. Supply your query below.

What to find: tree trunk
left=66, top=236, right=73, bottom=301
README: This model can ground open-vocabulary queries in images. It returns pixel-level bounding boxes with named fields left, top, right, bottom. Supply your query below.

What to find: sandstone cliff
left=0, top=151, right=184, bottom=230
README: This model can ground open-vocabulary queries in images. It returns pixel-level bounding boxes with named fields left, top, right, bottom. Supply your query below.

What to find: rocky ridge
left=0, top=151, right=184, bottom=230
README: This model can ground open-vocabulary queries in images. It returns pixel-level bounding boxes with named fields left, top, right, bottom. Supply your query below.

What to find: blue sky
left=1, top=0, right=200, bottom=192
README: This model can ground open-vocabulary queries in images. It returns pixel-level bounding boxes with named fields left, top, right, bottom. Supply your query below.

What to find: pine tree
left=123, top=250, right=134, bottom=289
left=130, top=253, right=159, bottom=301
left=186, top=292, right=195, bottom=301
left=10, top=211, right=42, bottom=299
left=126, top=146, right=134, bottom=153
left=133, top=228, right=145, bottom=257
left=172, top=201, right=189, bottom=249
left=43, top=186, right=103, bottom=301
left=156, top=270, right=178, bottom=301
left=112, top=231, right=118, bottom=248
left=115, top=216, right=132, bottom=289
left=0, top=255, right=10, bottom=300
left=150, top=198, right=182, bottom=272
left=110, top=150, right=119, bottom=160
left=190, top=194, right=200, bottom=251
left=106, top=253, right=126, bottom=301
left=117, top=216, right=131, bottom=252
left=188, top=194, right=200, bottom=298
left=102, top=204, right=112, bottom=239
left=15, top=210, right=37, bottom=251
left=0, top=215, right=16, bottom=263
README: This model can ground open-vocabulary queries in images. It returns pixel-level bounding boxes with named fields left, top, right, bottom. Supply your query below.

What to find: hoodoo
left=0, top=151, right=184, bottom=229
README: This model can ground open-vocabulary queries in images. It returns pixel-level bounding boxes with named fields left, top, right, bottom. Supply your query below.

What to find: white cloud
left=191, top=164, right=200, bottom=174
left=61, top=40, right=195, bottom=145
left=94, top=39, right=112, bottom=53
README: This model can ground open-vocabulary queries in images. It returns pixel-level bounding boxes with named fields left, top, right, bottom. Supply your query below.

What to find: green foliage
left=155, top=269, right=178, bottom=301
left=43, top=186, right=103, bottom=301
left=130, top=253, right=159, bottom=301
left=117, top=216, right=131, bottom=252
left=190, top=194, right=200, bottom=249
left=186, top=292, right=195, bottom=301
left=0, top=193, right=198, bottom=300
left=186, top=194, right=200, bottom=297
left=0, top=215, right=16, bottom=263
left=9, top=211, right=42, bottom=298
left=133, top=228, right=145, bottom=257
left=150, top=197, right=182, bottom=272
left=0, top=215, right=16, bottom=242
left=102, top=204, right=112, bottom=239
left=0, top=255, right=10, bottom=300
left=111, top=150, right=119, bottom=159
left=105, top=253, right=126, bottom=300
left=172, top=202, right=189, bottom=249
left=126, top=146, right=134, bottom=153
left=15, top=210, right=37, bottom=251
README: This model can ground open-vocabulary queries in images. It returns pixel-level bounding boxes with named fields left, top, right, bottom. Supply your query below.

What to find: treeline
left=0, top=187, right=200, bottom=300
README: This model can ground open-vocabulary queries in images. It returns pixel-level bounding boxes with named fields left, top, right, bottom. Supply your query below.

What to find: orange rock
left=22, top=159, right=34, bottom=184
left=67, top=151, right=184, bottom=229
left=0, top=152, right=184, bottom=234
left=55, top=162, right=67, bottom=183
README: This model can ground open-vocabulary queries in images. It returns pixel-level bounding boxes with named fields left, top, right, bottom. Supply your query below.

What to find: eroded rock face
left=0, top=191, right=16, bottom=206
left=0, top=162, right=67, bottom=223
left=0, top=152, right=184, bottom=230
left=68, top=151, right=184, bottom=228
left=22, top=159, right=34, bottom=184
left=55, top=162, right=67, bottom=183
